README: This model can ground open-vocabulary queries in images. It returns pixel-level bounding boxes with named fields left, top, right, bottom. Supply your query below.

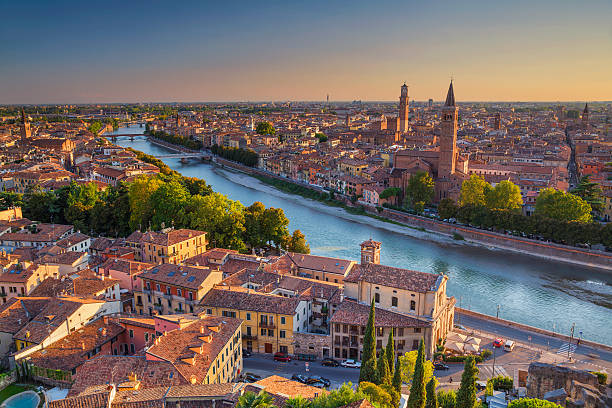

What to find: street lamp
left=568, top=323, right=575, bottom=360
left=491, top=345, right=497, bottom=379
left=496, top=305, right=500, bottom=319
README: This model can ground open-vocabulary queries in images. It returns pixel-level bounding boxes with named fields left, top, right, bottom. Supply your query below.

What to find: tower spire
left=444, top=80, right=455, bottom=107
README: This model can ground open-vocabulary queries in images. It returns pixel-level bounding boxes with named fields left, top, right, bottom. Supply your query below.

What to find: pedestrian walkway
left=557, top=343, right=577, bottom=357
left=479, top=364, right=509, bottom=378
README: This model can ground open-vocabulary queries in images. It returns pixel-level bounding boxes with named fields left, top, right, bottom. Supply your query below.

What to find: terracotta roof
left=73, top=270, right=119, bottom=297
left=330, top=299, right=430, bottom=328
left=344, top=263, right=441, bottom=293
left=146, top=316, right=241, bottom=384
left=100, top=258, right=154, bottom=276
left=0, top=297, right=48, bottom=334
left=129, top=229, right=206, bottom=247
left=28, top=319, right=125, bottom=371
left=139, top=264, right=219, bottom=290
left=49, top=390, right=111, bottom=408
left=200, top=288, right=301, bottom=315
left=29, top=276, right=74, bottom=297
left=255, top=375, right=328, bottom=399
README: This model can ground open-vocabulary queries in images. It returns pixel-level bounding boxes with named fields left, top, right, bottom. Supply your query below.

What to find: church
left=391, top=81, right=469, bottom=201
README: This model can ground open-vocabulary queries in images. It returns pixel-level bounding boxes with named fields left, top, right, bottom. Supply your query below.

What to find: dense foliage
left=487, top=375, right=513, bottom=391
left=405, top=171, right=435, bottom=212
left=147, top=129, right=203, bottom=150
left=8, top=170, right=308, bottom=254
left=571, top=175, right=604, bottom=214
left=456, top=357, right=479, bottom=408
left=507, top=399, right=561, bottom=408
left=211, top=144, right=259, bottom=167
left=535, top=188, right=592, bottom=222
left=407, top=339, right=426, bottom=408
left=359, top=300, right=377, bottom=383
left=256, top=121, right=276, bottom=135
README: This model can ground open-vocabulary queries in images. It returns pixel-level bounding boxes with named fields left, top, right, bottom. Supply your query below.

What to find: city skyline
left=1, top=0, right=612, bottom=104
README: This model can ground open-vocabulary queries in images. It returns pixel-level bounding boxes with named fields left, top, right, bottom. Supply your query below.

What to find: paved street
left=243, top=354, right=360, bottom=388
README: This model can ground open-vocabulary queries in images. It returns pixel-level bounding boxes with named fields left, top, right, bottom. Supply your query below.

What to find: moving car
left=242, top=373, right=261, bottom=383
left=291, top=374, right=308, bottom=384
left=503, top=340, right=515, bottom=351
left=274, top=352, right=291, bottom=362
left=306, top=376, right=331, bottom=387
left=493, top=338, right=505, bottom=348
left=321, top=358, right=340, bottom=367
left=341, top=359, right=361, bottom=368
left=434, top=363, right=449, bottom=370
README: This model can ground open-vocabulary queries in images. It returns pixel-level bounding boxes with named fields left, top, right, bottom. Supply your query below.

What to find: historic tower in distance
left=438, top=81, right=458, bottom=178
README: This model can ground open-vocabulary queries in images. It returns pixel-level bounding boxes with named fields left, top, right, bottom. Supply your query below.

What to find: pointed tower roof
left=444, top=81, right=455, bottom=107
left=583, top=103, right=589, bottom=114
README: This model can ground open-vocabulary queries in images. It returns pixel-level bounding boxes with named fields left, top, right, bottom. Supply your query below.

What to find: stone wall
left=527, top=362, right=598, bottom=399
left=0, top=370, right=16, bottom=392
left=293, top=332, right=332, bottom=359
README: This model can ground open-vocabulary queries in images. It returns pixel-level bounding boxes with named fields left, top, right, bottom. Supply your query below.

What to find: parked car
left=242, top=349, right=252, bottom=357
left=306, top=376, right=331, bottom=387
left=291, top=374, right=308, bottom=384
left=242, top=373, right=261, bottom=383
left=341, top=359, right=361, bottom=368
left=434, top=363, right=449, bottom=370
left=493, top=338, right=505, bottom=348
left=274, top=352, right=291, bottom=362
left=503, top=340, right=515, bottom=351
left=321, top=358, right=340, bottom=367
left=309, top=381, right=327, bottom=388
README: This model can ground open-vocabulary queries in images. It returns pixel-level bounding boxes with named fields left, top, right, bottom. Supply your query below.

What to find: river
left=110, top=126, right=612, bottom=345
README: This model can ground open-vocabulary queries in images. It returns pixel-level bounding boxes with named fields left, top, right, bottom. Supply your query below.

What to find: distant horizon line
left=3, top=99, right=612, bottom=106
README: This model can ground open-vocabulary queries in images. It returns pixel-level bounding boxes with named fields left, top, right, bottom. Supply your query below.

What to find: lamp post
left=496, top=304, right=500, bottom=319
left=491, top=345, right=497, bottom=379
left=568, top=323, right=575, bottom=360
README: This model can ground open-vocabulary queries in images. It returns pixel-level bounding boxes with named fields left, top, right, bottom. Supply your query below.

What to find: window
left=246, top=313, right=251, bottom=321
left=374, top=293, right=380, bottom=303
left=130, top=344, right=135, bottom=353
left=156, top=284, right=160, bottom=291
left=177, top=289, right=182, bottom=297
left=129, top=329, right=134, bottom=338
left=392, top=296, right=398, bottom=307
left=188, top=292, right=193, bottom=301
left=145, top=333, right=149, bottom=342
left=410, top=300, right=416, bottom=311
left=267, top=329, right=274, bottom=337
left=414, top=328, right=421, bottom=333
left=260, top=328, right=266, bottom=336
left=398, top=328, right=404, bottom=337
left=280, top=330, right=286, bottom=338
left=206, top=309, right=212, bottom=315
left=280, top=316, right=286, bottom=325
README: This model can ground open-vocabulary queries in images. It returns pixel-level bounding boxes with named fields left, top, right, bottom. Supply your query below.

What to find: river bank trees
left=146, top=129, right=203, bottom=150
left=2, top=172, right=309, bottom=254
left=211, top=144, right=258, bottom=167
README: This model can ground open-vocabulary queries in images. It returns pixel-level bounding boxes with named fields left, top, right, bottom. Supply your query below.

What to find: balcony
left=242, top=334, right=258, bottom=341
left=259, top=322, right=276, bottom=329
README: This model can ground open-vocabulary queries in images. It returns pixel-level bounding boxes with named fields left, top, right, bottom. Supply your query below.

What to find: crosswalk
left=479, top=364, right=508, bottom=378
left=556, top=343, right=577, bottom=357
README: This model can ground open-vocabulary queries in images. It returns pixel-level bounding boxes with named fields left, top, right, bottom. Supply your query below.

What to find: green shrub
left=445, top=355, right=482, bottom=363
left=508, top=398, right=561, bottom=408
left=489, top=375, right=513, bottom=391
left=480, top=349, right=492, bottom=359
left=591, top=371, right=607, bottom=385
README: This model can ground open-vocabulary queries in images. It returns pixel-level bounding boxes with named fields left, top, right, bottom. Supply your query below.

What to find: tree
left=380, top=187, right=401, bottom=200
left=407, top=339, right=426, bottom=408
left=571, top=175, right=603, bottom=213
left=425, top=378, right=438, bottom=408
left=400, top=350, right=434, bottom=385
left=437, top=198, right=458, bottom=220
left=460, top=175, right=490, bottom=207
left=285, top=229, right=310, bottom=254
left=392, top=358, right=402, bottom=394
left=236, top=391, right=275, bottom=408
left=256, top=121, right=276, bottom=135
left=405, top=171, right=435, bottom=208
left=535, top=188, right=592, bottom=223
left=359, top=300, right=377, bottom=384
left=436, top=390, right=456, bottom=408
left=485, top=180, right=523, bottom=211
left=507, top=399, right=562, bottom=408
left=358, top=382, right=393, bottom=408
left=315, top=133, right=328, bottom=143
left=376, top=352, right=391, bottom=386
left=128, top=175, right=163, bottom=230
left=150, top=179, right=190, bottom=230
left=187, top=193, right=246, bottom=251
left=310, top=383, right=365, bottom=408
left=260, top=207, right=291, bottom=249
left=244, top=202, right=267, bottom=249
left=284, top=396, right=311, bottom=408
left=385, top=331, right=395, bottom=378
left=456, top=356, right=478, bottom=408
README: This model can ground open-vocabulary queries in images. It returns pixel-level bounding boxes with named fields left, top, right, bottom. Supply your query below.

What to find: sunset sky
left=2, top=0, right=611, bottom=104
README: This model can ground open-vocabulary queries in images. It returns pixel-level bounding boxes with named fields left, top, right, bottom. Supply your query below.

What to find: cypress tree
left=425, top=377, right=438, bottom=408
left=385, top=330, right=395, bottom=375
left=456, top=356, right=479, bottom=408
left=376, top=352, right=391, bottom=385
left=359, top=300, right=377, bottom=383
left=407, top=338, right=426, bottom=408
left=392, top=357, right=402, bottom=394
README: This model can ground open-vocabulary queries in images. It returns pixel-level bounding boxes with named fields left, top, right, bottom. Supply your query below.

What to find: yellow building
left=126, top=228, right=207, bottom=264
left=338, top=159, right=368, bottom=177
left=200, top=287, right=308, bottom=355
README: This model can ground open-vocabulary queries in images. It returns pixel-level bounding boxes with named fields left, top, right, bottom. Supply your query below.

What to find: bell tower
left=399, top=83, right=409, bottom=133
left=360, top=239, right=381, bottom=265
left=20, top=107, right=31, bottom=146
left=439, top=81, right=458, bottom=178
left=582, top=103, right=589, bottom=129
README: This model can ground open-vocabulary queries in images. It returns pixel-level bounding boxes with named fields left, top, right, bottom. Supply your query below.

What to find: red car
left=273, top=352, right=291, bottom=362
left=493, top=338, right=505, bottom=348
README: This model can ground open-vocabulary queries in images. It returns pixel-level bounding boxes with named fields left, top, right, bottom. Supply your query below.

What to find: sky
left=1, top=0, right=611, bottom=104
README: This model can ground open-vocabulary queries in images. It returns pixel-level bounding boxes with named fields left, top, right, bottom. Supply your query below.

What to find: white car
left=341, top=359, right=362, bottom=368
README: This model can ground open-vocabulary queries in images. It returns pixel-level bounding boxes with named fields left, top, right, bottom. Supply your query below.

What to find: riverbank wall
left=213, top=157, right=612, bottom=272
left=456, top=307, right=612, bottom=353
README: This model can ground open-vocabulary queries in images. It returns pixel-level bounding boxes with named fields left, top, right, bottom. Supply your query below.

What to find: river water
left=110, top=127, right=612, bottom=345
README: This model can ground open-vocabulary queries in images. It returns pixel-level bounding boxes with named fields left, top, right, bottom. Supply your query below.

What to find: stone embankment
left=213, top=156, right=612, bottom=272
